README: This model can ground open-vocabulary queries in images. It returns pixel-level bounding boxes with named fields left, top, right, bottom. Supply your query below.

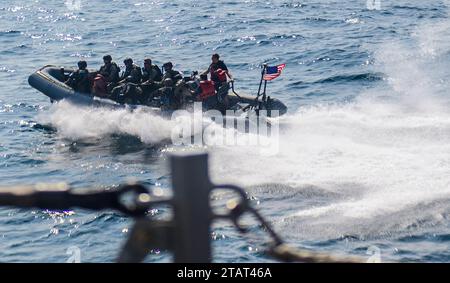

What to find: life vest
left=215, top=68, right=227, bottom=82
left=210, top=61, right=228, bottom=82
left=93, top=74, right=108, bottom=97
left=199, top=80, right=215, bottom=100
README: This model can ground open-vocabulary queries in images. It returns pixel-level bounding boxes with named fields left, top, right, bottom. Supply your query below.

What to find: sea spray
left=204, top=14, right=450, bottom=232
left=37, top=101, right=179, bottom=144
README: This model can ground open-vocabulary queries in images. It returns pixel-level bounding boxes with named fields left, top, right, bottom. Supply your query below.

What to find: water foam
left=37, top=101, right=179, bottom=144
left=206, top=13, right=450, bottom=229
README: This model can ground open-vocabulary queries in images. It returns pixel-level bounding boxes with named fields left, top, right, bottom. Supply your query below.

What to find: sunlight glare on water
left=0, top=0, right=450, bottom=262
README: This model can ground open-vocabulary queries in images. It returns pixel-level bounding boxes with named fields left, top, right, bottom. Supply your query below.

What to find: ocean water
left=1, top=0, right=450, bottom=262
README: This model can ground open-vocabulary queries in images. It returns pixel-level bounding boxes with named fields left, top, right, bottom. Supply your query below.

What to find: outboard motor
left=265, top=96, right=287, bottom=117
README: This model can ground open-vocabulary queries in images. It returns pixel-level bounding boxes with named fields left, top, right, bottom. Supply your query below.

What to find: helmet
left=103, top=55, right=112, bottom=62
left=78, top=60, right=87, bottom=69
left=124, top=58, right=133, bottom=65
left=163, top=62, right=173, bottom=68
left=163, top=78, right=173, bottom=87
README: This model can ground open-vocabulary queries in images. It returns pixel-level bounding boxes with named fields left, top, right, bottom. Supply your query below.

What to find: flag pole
left=257, top=63, right=267, bottom=97
left=262, top=73, right=268, bottom=102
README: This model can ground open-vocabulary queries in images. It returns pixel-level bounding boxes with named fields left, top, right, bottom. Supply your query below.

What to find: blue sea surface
left=1, top=0, right=450, bottom=262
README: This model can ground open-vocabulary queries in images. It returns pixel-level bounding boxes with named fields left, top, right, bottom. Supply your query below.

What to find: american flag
left=263, top=64, right=286, bottom=81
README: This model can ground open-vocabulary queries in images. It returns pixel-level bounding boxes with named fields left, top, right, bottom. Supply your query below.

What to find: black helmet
left=78, top=60, right=87, bottom=69
left=103, top=55, right=112, bottom=61
left=124, top=58, right=133, bottom=65
left=163, top=62, right=173, bottom=68
left=200, top=74, right=208, bottom=80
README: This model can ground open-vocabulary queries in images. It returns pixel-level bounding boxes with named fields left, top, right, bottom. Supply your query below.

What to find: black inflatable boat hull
left=28, top=65, right=130, bottom=109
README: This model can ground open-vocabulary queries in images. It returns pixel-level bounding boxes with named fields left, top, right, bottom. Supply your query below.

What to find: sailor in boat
left=142, top=58, right=163, bottom=83
left=161, top=62, right=183, bottom=83
left=202, top=53, right=232, bottom=88
left=141, top=58, right=163, bottom=102
left=201, top=53, right=233, bottom=113
left=65, top=60, right=91, bottom=94
left=119, top=58, right=143, bottom=84
left=99, top=55, right=120, bottom=84
left=93, top=55, right=120, bottom=96
left=111, top=58, right=143, bottom=104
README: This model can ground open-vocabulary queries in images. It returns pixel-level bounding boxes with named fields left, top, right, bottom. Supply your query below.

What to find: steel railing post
left=170, top=152, right=212, bottom=263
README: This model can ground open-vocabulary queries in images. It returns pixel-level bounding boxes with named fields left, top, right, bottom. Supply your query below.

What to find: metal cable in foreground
left=0, top=152, right=365, bottom=263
